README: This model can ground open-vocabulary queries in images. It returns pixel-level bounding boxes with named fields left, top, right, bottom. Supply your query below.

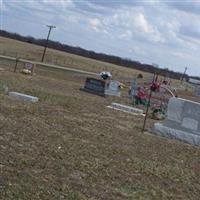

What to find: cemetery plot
left=1, top=65, right=200, bottom=199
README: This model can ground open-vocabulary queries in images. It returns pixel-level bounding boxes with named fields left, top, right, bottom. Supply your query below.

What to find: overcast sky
left=1, top=0, right=200, bottom=76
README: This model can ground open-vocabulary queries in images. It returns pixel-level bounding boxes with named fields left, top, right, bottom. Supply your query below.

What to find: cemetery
left=1, top=37, right=200, bottom=199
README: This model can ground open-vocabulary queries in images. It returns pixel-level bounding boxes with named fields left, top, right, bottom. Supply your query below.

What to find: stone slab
left=8, top=92, right=39, bottom=102
left=107, top=103, right=144, bottom=116
left=152, top=97, right=200, bottom=146
left=153, top=123, right=200, bottom=146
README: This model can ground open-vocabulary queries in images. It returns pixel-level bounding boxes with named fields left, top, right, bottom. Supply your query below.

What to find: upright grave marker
left=81, top=78, right=121, bottom=97
left=194, top=85, right=200, bottom=97
left=105, top=80, right=121, bottom=97
left=81, top=77, right=106, bottom=96
left=153, top=97, right=200, bottom=146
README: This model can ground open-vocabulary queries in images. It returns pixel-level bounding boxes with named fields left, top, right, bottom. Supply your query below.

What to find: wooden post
left=31, top=63, right=36, bottom=75
left=14, top=57, right=19, bottom=72
left=142, top=73, right=158, bottom=132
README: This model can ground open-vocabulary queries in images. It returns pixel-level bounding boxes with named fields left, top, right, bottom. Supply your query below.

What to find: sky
left=1, top=0, right=200, bottom=76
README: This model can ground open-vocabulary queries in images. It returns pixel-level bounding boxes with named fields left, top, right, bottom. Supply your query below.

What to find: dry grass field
left=0, top=36, right=200, bottom=199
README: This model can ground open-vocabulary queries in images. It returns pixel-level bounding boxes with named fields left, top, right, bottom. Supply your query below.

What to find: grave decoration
left=137, top=73, right=143, bottom=79
left=100, top=71, right=112, bottom=80
left=142, top=73, right=175, bottom=130
left=128, top=73, right=174, bottom=122
left=21, top=62, right=35, bottom=75
left=152, top=97, right=200, bottom=146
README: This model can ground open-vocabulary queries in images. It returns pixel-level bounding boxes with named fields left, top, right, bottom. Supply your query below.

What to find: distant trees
left=0, top=30, right=190, bottom=80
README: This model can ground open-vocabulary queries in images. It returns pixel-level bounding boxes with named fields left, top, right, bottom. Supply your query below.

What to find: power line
left=181, top=66, right=188, bottom=83
left=41, top=25, right=56, bottom=62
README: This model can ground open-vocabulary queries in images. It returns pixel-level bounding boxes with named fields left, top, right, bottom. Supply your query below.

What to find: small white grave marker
left=8, top=92, right=39, bottom=103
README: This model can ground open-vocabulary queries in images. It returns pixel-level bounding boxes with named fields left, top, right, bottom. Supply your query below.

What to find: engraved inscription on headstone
left=105, top=80, right=120, bottom=97
left=81, top=77, right=106, bottom=96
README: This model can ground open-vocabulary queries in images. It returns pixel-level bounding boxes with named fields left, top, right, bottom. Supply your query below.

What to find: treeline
left=0, top=30, right=189, bottom=80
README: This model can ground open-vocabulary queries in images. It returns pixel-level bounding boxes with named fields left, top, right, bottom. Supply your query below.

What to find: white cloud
left=1, top=0, right=6, bottom=11
left=3, top=0, right=200, bottom=75
left=42, top=0, right=74, bottom=9
left=119, top=30, right=132, bottom=40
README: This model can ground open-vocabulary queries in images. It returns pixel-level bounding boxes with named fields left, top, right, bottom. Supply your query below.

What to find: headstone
left=152, top=97, right=200, bottom=146
left=194, top=85, right=200, bottom=96
left=80, top=77, right=106, bottom=96
left=105, top=80, right=121, bottom=97
left=8, top=92, right=39, bottom=102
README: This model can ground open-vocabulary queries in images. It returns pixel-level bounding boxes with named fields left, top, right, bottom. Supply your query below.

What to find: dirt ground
left=0, top=63, right=200, bottom=200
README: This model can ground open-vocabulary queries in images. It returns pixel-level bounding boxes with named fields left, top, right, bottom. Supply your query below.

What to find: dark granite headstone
left=81, top=78, right=106, bottom=96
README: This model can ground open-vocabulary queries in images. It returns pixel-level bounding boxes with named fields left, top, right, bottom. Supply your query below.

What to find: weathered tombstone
left=105, top=80, right=120, bottom=97
left=80, top=77, right=106, bottom=96
left=152, top=97, right=200, bottom=146
left=194, top=85, right=200, bottom=96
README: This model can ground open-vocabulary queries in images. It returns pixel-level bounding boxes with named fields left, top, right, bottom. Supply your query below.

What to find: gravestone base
left=105, top=89, right=120, bottom=97
left=80, top=87, right=105, bottom=97
left=153, top=122, right=200, bottom=146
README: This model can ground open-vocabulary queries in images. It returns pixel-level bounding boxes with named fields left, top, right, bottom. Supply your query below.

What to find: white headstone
left=105, top=80, right=120, bottom=97
left=194, top=85, right=200, bottom=96
left=153, top=97, right=200, bottom=146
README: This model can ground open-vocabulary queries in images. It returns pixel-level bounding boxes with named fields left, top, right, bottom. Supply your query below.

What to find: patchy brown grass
left=0, top=68, right=200, bottom=200
left=0, top=36, right=200, bottom=199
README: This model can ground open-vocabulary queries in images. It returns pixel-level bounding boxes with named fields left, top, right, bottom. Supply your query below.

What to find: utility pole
left=181, top=67, right=188, bottom=83
left=41, top=25, right=56, bottom=62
